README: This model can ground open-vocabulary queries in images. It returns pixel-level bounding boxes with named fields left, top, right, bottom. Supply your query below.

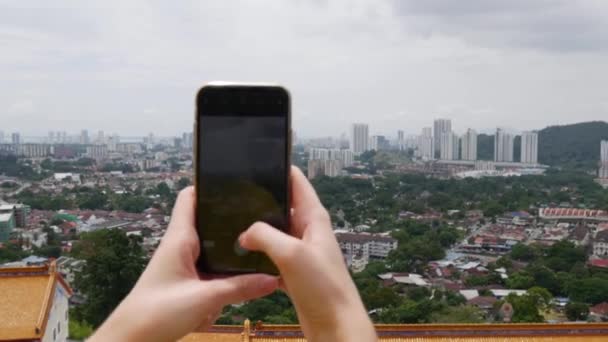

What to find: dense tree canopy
left=71, top=229, right=147, bottom=327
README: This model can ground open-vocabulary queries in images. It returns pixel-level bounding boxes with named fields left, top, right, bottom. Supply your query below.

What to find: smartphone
left=194, top=82, right=291, bottom=275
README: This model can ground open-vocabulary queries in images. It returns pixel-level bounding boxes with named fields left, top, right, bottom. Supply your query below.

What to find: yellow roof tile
left=0, top=262, right=71, bottom=341
left=184, top=322, right=608, bottom=342
left=0, top=274, right=51, bottom=340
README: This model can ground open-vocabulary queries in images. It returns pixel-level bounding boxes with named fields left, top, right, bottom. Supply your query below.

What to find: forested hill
left=476, top=121, right=608, bottom=169
left=538, top=121, right=608, bottom=169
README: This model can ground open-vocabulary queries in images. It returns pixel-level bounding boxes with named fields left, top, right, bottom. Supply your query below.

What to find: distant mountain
left=476, top=121, right=608, bottom=169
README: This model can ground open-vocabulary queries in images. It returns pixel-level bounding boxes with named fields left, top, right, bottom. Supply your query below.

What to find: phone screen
left=195, top=85, right=289, bottom=274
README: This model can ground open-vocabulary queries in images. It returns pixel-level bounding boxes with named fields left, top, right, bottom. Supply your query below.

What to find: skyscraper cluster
left=308, top=147, right=354, bottom=179
left=346, top=118, right=539, bottom=165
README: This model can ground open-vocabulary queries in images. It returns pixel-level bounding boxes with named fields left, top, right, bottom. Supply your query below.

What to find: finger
left=158, top=186, right=199, bottom=260
left=290, top=166, right=331, bottom=236
left=239, top=221, right=300, bottom=266
left=206, top=274, right=279, bottom=305
left=168, top=186, right=196, bottom=231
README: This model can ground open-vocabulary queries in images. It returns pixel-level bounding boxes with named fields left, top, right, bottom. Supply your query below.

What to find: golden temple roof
left=183, top=321, right=608, bottom=342
left=0, top=262, right=72, bottom=341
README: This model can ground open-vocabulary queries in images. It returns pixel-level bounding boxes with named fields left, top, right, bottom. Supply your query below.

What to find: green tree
left=505, top=287, right=552, bottom=323
left=176, top=177, right=191, bottom=191
left=510, top=243, right=538, bottom=262
left=71, top=229, right=147, bottom=327
left=506, top=272, right=535, bottom=289
left=430, top=305, right=485, bottom=323
left=155, top=182, right=172, bottom=197
left=565, top=302, right=590, bottom=321
left=69, top=319, right=94, bottom=340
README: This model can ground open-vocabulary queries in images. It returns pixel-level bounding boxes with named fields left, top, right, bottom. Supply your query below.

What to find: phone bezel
left=194, top=82, right=291, bottom=275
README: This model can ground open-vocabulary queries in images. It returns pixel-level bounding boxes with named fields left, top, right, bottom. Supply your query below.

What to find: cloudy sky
left=2, top=0, right=608, bottom=138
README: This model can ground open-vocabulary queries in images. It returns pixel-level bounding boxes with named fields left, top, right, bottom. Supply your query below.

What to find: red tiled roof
left=589, top=259, right=608, bottom=268
left=468, top=296, right=497, bottom=308
left=590, top=302, right=608, bottom=316
left=541, top=208, right=608, bottom=218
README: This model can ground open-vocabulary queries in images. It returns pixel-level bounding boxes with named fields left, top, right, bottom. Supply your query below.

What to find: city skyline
left=3, top=1, right=608, bottom=136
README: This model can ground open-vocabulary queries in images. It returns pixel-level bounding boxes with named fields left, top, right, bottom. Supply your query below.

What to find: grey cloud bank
left=1, top=0, right=608, bottom=137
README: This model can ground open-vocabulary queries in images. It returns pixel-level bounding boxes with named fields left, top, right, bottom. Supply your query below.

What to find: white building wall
left=42, top=285, right=70, bottom=342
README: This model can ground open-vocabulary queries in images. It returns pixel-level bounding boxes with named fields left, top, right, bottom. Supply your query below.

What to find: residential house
left=593, top=230, right=608, bottom=258
left=590, top=302, right=608, bottom=322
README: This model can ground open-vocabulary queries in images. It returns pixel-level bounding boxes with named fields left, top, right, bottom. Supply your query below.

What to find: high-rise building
left=370, top=135, right=389, bottom=151
left=416, top=127, right=434, bottom=159
left=96, top=131, right=105, bottom=144
left=461, top=129, right=478, bottom=161
left=349, top=123, right=369, bottom=155
left=520, top=131, right=539, bottom=164
left=17, top=144, right=50, bottom=158
left=11, top=132, right=21, bottom=145
left=307, top=159, right=324, bottom=180
left=107, top=134, right=119, bottom=152
left=86, top=145, right=108, bottom=159
left=599, top=140, right=608, bottom=179
left=494, top=128, right=514, bottom=162
left=397, top=130, right=404, bottom=150
left=433, top=119, right=452, bottom=156
left=439, top=132, right=455, bottom=160
left=80, top=130, right=90, bottom=145
left=310, top=148, right=330, bottom=160
left=452, top=134, right=460, bottom=160
left=182, top=132, right=194, bottom=150
left=147, top=132, right=156, bottom=145
left=0, top=130, right=5, bottom=143
left=601, top=140, right=608, bottom=162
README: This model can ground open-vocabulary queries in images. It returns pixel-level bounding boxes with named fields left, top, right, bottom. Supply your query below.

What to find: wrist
left=88, top=295, right=153, bottom=342
left=308, top=303, right=376, bottom=342
left=303, top=288, right=376, bottom=342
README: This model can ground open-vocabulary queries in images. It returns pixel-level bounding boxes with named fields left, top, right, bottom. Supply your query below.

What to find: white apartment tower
left=520, top=131, right=539, bottom=164
left=434, top=119, right=452, bottom=156
left=599, top=140, right=608, bottom=178
left=601, top=140, right=608, bottom=162
left=440, top=132, right=455, bottom=160
left=494, top=128, right=514, bottom=162
left=417, top=127, right=434, bottom=159
left=397, top=130, right=405, bottom=150
left=349, top=123, right=369, bottom=155
left=461, top=129, right=478, bottom=161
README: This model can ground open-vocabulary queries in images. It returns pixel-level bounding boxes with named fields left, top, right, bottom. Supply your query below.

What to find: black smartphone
left=194, top=82, right=291, bottom=275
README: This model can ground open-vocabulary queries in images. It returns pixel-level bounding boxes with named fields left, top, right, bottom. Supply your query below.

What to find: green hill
left=538, top=121, right=608, bottom=169
left=476, top=121, right=608, bottom=169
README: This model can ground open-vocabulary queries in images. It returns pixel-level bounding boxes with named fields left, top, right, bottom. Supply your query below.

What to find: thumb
left=206, top=274, right=279, bottom=305
left=239, top=222, right=300, bottom=267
